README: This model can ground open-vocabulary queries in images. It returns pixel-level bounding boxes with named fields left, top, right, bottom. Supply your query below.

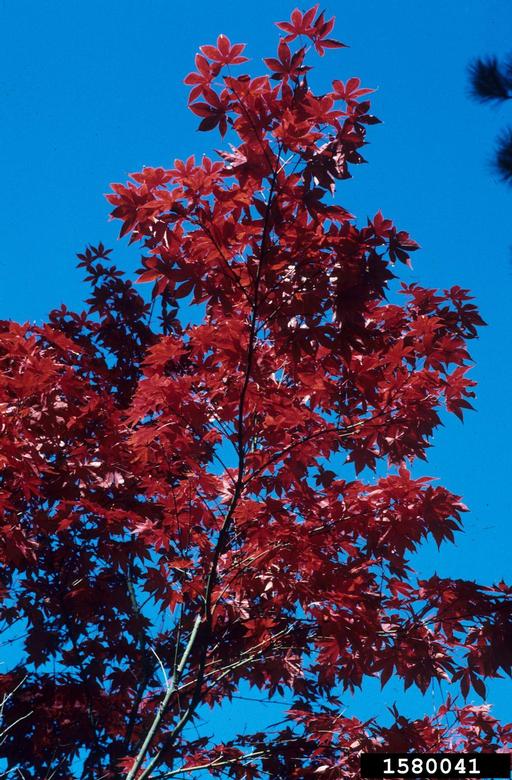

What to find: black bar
left=360, top=753, right=510, bottom=779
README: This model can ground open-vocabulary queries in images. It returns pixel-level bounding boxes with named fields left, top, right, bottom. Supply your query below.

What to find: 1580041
left=360, top=753, right=511, bottom=779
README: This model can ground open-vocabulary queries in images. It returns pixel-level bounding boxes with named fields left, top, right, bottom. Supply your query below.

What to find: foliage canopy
left=1, top=6, right=511, bottom=779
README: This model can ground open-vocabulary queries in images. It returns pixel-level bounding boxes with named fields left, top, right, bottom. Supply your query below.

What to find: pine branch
left=494, top=127, right=512, bottom=182
left=468, top=56, right=512, bottom=103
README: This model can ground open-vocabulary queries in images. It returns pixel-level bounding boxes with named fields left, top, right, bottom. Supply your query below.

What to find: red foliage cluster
left=1, top=6, right=510, bottom=779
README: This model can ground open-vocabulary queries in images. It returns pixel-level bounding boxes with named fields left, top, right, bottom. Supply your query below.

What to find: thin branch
left=121, top=567, right=155, bottom=753
left=0, top=675, right=27, bottom=716
left=194, top=216, right=252, bottom=305
left=155, top=748, right=266, bottom=778
left=242, top=419, right=364, bottom=489
left=150, top=646, right=169, bottom=690
left=125, top=614, right=202, bottom=780
left=0, top=709, right=33, bottom=745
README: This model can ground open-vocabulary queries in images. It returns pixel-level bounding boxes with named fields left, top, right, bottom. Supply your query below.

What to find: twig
left=155, top=748, right=266, bottom=778
left=125, top=614, right=202, bottom=780
left=0, top=709, right=33, bottom=745
left=150, top=646, right=169, bottom=690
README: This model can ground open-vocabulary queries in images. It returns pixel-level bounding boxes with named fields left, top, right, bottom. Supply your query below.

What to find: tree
left=468, top=54, right=512, bottom=182
left=1, top=6, right=512, bottom=778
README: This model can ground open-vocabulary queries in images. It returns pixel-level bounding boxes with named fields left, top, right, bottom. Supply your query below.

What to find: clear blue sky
left=1, top=0, right=511, bottom=746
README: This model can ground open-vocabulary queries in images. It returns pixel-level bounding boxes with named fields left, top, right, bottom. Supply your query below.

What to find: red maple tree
left=1, top=6, right=511, bottom=779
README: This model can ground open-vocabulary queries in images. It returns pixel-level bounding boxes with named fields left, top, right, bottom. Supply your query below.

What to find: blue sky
left=1, top=0, right=512, bottom=752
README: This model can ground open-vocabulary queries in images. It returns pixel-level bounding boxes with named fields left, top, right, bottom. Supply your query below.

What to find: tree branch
left=126, top=146, right=282, bottom=780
